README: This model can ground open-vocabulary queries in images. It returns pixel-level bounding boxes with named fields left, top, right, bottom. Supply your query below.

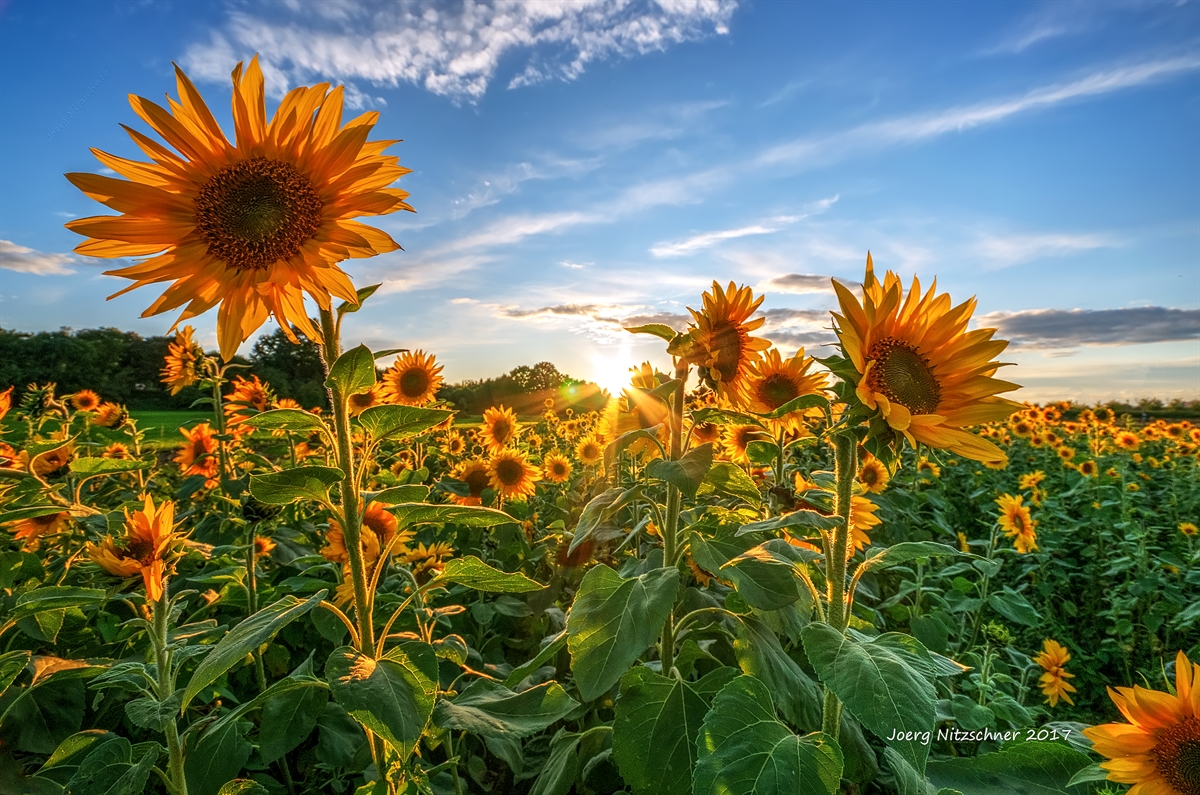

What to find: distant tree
left=248, top=325, right=328, bottom=410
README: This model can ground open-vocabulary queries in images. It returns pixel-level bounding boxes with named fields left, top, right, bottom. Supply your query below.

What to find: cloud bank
left=982, top=306, right=1200, bottom=349
left=0, top=240, right=77, bottom=276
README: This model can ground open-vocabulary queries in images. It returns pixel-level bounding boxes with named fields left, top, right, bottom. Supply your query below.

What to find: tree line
left=0, top=326, right=606, bottom=415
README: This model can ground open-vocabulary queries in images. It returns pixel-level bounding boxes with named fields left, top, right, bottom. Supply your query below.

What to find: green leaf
left=217, top=781, right=270, bottom=795
left=857, top=542, right=971, bottom=574
left=605, top=425, right=664, bottom=469
left=801, top=623, right=935, bottom=774
left=248, top=466, right=343, bottom=506
left=732, top=617, right=823, bottom=730
left=505, top=630, right=568, bottom=688
left=358, top=405, right=452, bottom=441
left=721, top=539, right=814, bottom=611
left=36, top=729, right=117, bottom=784
left=1065, top=764, right=1110, bottom=787
left=567, top=565, right=681, bottom=701
left=0, top=505, right=65, bottom=526
left=624, top=323, right=679, bottom=342
left=434, top=678, right=579, bottom=737
left=185, top=718, right=252, bottom=795
left=13, top=587, right=105, bottom=620
left=388, top=503, right=516, bottom=528
left=884, top=747, right=934, bottom=795
left=987, top=589, right=1042, bottom=626
left=68, top=457, right=151, bottom=475
left=737, top=510, right=842, bottom=536
left=699, top=462, right=762, bottom=507
left=65, top=735, right=157, bottom=795
left=529, top=728, right=583, bottom=795
left=645, top=443, right=713, bottom=498
left=745, top=440, right=780, bottom=466
left=0, top=650, right=31, bottom=697
left=613, top=666, right=737, bottom=795
left=693, top=676, right=843, bottom=795
left=338, top=283, right=381, bottom=315
left=432, top=555, right=542, bottom=592
left=238, top=408, right=326, bottom=433
left=570, top=485, right=643, bottom=554
left=690, top=407, right=765, bottom=428
left=925, top=740, right=1093, bottom=794
left=181, top=590, right=326, bottom=710
left=756, top=393, right=829, bottom=419
left=370, top=484, right=430, bottom=505
left=326, top=344, right=376, bottom=397
left=259, top=675, right=328, bottom=764
left=124, top=690, right=183, bottom=732
left=869, top=633, right=969, bottom=679
left=325, top=641, right=438, bottom=760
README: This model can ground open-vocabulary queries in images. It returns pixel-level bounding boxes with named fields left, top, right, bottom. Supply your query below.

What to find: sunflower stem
left=658, top=364, right=688, bottom=675
left=820, top=431, right=857, bottom=739
left=152, top=592, right=189, bottom=795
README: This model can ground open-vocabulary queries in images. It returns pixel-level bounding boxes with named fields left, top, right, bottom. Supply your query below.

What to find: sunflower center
left=464, top=469, right=490, bottom=496
left=757, top=373, right=799, bottom=410
left=495, top=459, right=524, bottom=486
left=399, top=369, right=430, bottom=398
left=707, top=323, right=745, bottom=382
left=195, top=156, right=323, bottom=271
left=1154, top=717, right=1200, bottom=794
left=867, top=337, right=940, bottom=415
left=490, top=420, right=512, bottom=444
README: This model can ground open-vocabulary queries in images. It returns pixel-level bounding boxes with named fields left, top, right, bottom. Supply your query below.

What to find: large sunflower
left=832, top=253, right=1021, bottom=464
left=743, top=347, right=828, bottom=432
left=381, top=350, right=443, bottom=406
left=65, top=57, right=413, bottom=359
left=480, top=405, right=519, bottom=453
left=1084, top=650, right=1200, bottom=795
left=488, top=449, right=541, bottom=501
left=684, top=282, right=771, bottom=403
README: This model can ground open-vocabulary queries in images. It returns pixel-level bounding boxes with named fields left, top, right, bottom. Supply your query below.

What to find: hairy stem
left=820, top=432, right=857, bottom=739
left=152, top=594, right=188, bottom=795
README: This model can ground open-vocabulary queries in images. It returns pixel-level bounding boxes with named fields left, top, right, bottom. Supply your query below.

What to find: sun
left=589, top=345, right=641, bottom=398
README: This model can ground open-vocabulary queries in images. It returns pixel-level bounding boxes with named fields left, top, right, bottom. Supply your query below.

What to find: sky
left=0, top=0, right=1197, bottom=403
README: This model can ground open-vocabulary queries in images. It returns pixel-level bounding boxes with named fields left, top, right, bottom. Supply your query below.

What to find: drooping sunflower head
left=743, top=347, right=829, bottom=432
left=71, top=389, right=102, bottom=411
left=831, top=253, right=1021, bottom=466
left=66, top=57, right=414, bottom=360
left=481, top=405, right=519, bottom=452
left=161, top=325, right=205, bottom=395
left=382, top=350, right=443, bottom=406
left=1084, top=650, right=1200, bottom=795
left=488, top=449, right=541, bottom=501
left=0, top=386, right=12, bottom=422
left=543, top=452, right=573, bottom=484
left=6, top=511, right=70, bottom=550
left=176, top=421, right=219, bottom=482
left=88, top=495, right=179, bottom=602
left=684, top=281, right=771, bottom=403
left=225, top=374, right=274, bottom=423
left=92, top=403, right=129, bottom=429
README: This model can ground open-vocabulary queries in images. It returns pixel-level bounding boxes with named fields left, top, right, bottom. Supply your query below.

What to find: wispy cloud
left=571, top=99, right=730, bottom=151
left=497, top=301, right=690, bottom=342
left=650, top=215, right=800, bottom=258
left=980, top=306, right=1200, bottom=349
left=183, top=0, right=739, bottom=103
left=973, top=232, right=1119, bottom=267
left=0, top=240, right=77, bottom=276
left=450, top=155, right=601, bottom=218
left=760, top=274, right=848, bottom=295
left=756, top=55, right=1200, bottom=167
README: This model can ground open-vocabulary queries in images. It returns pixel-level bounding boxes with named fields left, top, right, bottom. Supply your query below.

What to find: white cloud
left=651, top=217, right=797, bottom=258
left=0, top=240, right=77, bottom=276
left=450, top=156, right=601, bottom=218
left=756, top=55, right=1200, bottom=167
left=571, top=99, right=729, bottom=151
left=560, top=260, right=589, bottom=269
left=182, top=0, right=739, bottom=103
left=973, top=232, right=1119, bottom=267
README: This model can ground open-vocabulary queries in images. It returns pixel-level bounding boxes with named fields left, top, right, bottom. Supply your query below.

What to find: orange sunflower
left=161, top=325, right=204, bottom=394
left=0, top=386, right=12, bottom=422
left=1084, top=651, right=1200, bottom=795
left=721, top=424, right=769, bottom=464
left=480, top=405, right=519, bottom=453
left=742, top=347, right=828, bottom=432
left=859, top=456, right=890, bottom=494
left=575, top=436, right=603, bottom=467
left=450, top=458, right=492, bottom=506
left=832, top=253, right=1021, bottom=464
left=224, top=374, right=273, bottom=424
left=87, top=495, right=178, bottom=602
left=1116, top=431, right=1141, bottom=451
left=381, top=350, right=443, bottom=406
left=72, top=390, right=102, bottom=411
left=6, top=511, right=70, bottom=550
left=347, top=384, right=387, bottom=417
left=176, top=422, right=219, bottom=484
left=92, top=403, right=128, bottom=429
left=65, top=56, right=413, bottom=360
left=543, top=452, right=573, bottom=484
left=1034, top=639, right=1076, bottom=707
left=488, top=449, right=541, bottom=501
left=996, top=493, right=1038, bottom=553
left=683, top=282, right=772, bottom=403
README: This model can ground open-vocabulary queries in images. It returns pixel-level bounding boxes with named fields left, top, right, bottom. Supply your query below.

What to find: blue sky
left=1, top=0, right=1197, bottom=402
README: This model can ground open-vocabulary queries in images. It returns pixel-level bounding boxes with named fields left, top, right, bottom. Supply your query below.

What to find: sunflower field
left=0, top=59, right=1198, bottom=795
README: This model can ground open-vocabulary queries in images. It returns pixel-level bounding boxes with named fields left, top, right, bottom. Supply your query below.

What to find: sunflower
left=71, top=389, right=102, bottom=411
left=742, top=347, right=828, bottom=432
left=32, top=442, right=73, bottom=477
left=1116, top=431, right=1141, bottom=451
left=1033, top=639, right=1076, bottom=707
left=996, top=494, right=1035, bottom=537
left=6, top=511, right=69, bottom=550
left=576, top=436, right=603, bottom=467
left=103, top=442, right=132, bottom=459
left=1012, top=419, right=1034, bottom=438
left=0, top=386, right=11, bottom=422
left=689, top=420, right=721, bottom=447
left=450, top=458, right=491, bottom=506
left=480, top=405, right=519, bottom=453
left=323, top=501, right=412, bottom=565
left=859, top=456, right=890, bottom=494
left=176, top=422, right=219, bottom=484
left=161, top=325, right=204, bottom=395
left=682, top=282, right=772, bottom=403
left=1078, top=459, right=1098, bottom=477
left=253, top=535, right=277, bottom=557
left=721, top=425, right=769, bottom=464
left=92, top=403, right=128, bottom=429
left=440, top=431, right=466, bottom=457
left=1057, top=446, right=1075, bottom=462
left=488, top=449, right=541, bottom=501
left=1083, top=650, right=1200, bottom=795
left=87, top=495, right=178, bottom=602
left=381, top=350, right=443, bottom=406
left=917, top=458, right=941, bottom=478
left=65, top=57, right=413, bottom=360
left=543, top=452, right=573, bottom=484
left=832, top=253, right=1021, bottom=464
left=1180, top=522, right=1198, bottom=537
left=403, top=541, right=455, bottom=574
left=347, top=384, right=387, bottom=417
left=224, top=375, right=273, bottom=424
left=1018, top=471, right=1045, bottom=490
